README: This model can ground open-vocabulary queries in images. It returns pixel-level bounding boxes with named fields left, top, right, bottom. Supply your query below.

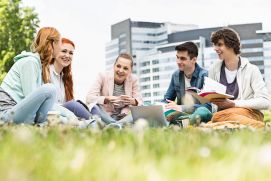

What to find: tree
left=0, top=0, right=39, bottom=81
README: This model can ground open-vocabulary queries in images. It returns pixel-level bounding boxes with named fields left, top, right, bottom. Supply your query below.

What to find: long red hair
left=50, top=38, right=75, bottom=101
left=31, top=27, right=60, bottom=83
left=61, top=38, right=74, bottom=101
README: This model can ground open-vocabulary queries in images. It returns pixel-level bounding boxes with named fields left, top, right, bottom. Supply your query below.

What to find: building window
left=242, top=47, right=263, bottom=53
left=141, top=62, right=150, bottom=67
left=141, top=69, right=150, bottom=74
left=241, top=39, right=263, bottom=44
left=153, top=75, right=159, bottom=80
left=140, top=77, right=150, bottom=82
left=248, top=56, right=264, bottom=61
left=141, top=85, right=150, bottom=90
left=153, top=84, right=160, bottom=88
left=143, top=93, right=151, bottom=97
left=134, top=48, right=150, bottom=51
left=106, top=44, right=119, bottom=51
left=154, top=99, right=162, bottom=103
left=119, top=33, right=126, bottom=39
left=152, top=59, right=159, bottom=65
left=152, top=68, right=159, bottom=72
left=153, top=92, right=161, bottom=96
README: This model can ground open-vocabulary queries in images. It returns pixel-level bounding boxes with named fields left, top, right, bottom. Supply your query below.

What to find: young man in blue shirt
left=163, top=42, right=212, bottom=124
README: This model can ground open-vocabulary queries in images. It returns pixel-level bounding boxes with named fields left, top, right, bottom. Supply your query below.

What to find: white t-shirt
left=224, top=67, right=237, bottom=83
left=184, top=75, right=191, bottom=89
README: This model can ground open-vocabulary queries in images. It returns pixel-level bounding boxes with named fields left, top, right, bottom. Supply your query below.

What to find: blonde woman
left=87, top=53, right=142, bottom=125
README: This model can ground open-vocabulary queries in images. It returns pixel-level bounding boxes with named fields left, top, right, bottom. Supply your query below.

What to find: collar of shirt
left=50, top=64, right=63, bottom=77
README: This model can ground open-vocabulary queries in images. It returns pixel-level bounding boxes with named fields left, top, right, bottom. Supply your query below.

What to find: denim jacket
left=163, top=63, right=211, bottom=112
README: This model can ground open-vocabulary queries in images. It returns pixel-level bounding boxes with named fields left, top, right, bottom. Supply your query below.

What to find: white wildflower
left=133, top=118, right=149, bottom=133
left=70, top=149, right=86, bottom=171
left=199, top=147, right=210, bottom=158
left=257, top=145, right=271, bottom=167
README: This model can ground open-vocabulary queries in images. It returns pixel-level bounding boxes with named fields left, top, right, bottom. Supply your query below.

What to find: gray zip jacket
left=208, top=57, right=271, bottom=110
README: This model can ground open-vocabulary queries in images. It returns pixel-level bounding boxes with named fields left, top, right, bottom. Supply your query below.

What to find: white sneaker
left=105, top=123, right=122, bottom=130
left=92, top=115, right=106, bottom=129
left=78, top=119, right=96, bottom=129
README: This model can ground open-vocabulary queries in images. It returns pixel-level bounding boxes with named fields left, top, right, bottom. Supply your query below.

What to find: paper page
left=201, top=77, right=226, bottom=93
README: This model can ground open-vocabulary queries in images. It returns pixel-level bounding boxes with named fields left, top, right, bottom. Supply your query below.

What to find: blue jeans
left=62, top=100, right=91, bottom=120
left=62, top=101, right=102, bottom=120
left=0, top=84, right=56, bottom=124
left=95, top=104, right=133, bottom=125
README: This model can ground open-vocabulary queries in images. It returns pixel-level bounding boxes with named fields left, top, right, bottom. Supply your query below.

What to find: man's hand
left=210, top=98, right=235, bottom=109
left=120, top=95, right=137, bottom=106
left=165, top=99, right=182, bottom=112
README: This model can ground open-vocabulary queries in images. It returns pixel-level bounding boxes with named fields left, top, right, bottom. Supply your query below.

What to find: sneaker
left=92, top=115, right=106, bottom=129
left=104, top=122, right=122, bottom=130
left=181, top=119, right=190, bottom=128
left=78, top=119, right=96, bottom=129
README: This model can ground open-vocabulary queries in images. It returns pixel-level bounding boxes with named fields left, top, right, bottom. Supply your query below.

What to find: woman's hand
left=210, top=98, right=235, bottom=109
left=104, top=96, right=120, bottom=104
left=120, top=95, right=137, bottom=106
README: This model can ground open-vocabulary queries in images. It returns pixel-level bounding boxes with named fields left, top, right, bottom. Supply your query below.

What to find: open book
left=186, top=77, right=234, bottom=104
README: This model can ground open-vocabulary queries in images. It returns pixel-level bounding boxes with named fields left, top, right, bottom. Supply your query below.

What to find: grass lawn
left=1, top=125, right=271, bottom=181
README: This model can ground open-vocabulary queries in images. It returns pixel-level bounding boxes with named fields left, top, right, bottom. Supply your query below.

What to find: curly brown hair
left=211, top=28, right=241, bottom=55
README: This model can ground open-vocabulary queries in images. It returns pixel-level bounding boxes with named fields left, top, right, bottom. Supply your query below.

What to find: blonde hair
left=31, top=27, right=60, bottom=83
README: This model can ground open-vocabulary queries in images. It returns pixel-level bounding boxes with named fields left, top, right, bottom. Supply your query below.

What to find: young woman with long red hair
left=49, top=38, right=98, bottom=121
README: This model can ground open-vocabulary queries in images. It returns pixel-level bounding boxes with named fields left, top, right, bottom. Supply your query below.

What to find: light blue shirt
left=1, top=51, right=42, bottom=103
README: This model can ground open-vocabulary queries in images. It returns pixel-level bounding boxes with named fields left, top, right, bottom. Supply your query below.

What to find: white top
left=49, top=64, right=66, bottom=104
left=184, top=75, right=191, bottom=89
left=224, top=67, right=237, bottom=83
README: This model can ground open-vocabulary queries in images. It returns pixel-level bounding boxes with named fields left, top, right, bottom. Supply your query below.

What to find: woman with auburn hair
left=49, top=38, right=98, bottom=121
left=0, top=27, right=60, bottom=124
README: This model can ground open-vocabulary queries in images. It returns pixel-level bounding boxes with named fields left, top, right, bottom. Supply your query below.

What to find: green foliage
left=264, top=110, right=271, bottom=122
left=0, top=0, right=39, bottom=82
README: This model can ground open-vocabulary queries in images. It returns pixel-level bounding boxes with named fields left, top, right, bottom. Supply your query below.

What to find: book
left=186, top=77, right=234, bottom=104
left=186, top=90, right=234, bottom=104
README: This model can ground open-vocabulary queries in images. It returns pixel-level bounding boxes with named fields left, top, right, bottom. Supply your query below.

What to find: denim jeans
left=0, top=84, right=56, bottom=124
left=51, top=103, right=77, bottom=124
left=95, top=104, right=133, bottom=125
left=62, top=100, right=92, bottom=120
left=60, top=100, right=106, bottom=121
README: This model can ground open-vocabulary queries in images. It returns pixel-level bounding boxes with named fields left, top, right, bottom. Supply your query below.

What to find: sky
left=22, top=0, right=271, bottom=100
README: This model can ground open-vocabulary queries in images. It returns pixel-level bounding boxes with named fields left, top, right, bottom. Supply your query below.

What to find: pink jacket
left=86, top=71, right=142, bottom=115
